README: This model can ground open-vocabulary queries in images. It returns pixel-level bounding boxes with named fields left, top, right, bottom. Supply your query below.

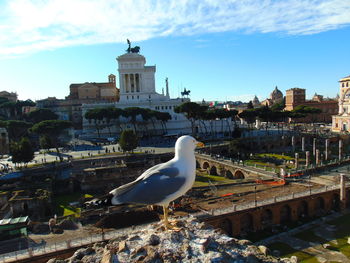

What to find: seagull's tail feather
left=84, top=193, right=122, bottom=209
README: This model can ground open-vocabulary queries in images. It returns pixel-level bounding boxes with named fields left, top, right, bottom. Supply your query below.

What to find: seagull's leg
left=162, top=205, right=180, bottom=231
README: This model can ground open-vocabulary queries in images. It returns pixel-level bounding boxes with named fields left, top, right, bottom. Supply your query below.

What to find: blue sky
left=0, top=0, right=349, bottom=103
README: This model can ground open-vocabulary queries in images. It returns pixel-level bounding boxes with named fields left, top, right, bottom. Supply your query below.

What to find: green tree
left=238, top=109, right=257, bottom=128
left=119, top=129, right=138, bottom=153
left=39, top=135, right=53, bottom=151
left=174, top=102, right=201, bottom=135
left=0, top=120, right=32, bottom=141
left=31, top=120, right=72, bottom=161
left=247, top=101, right=254, bottom=109
left=123, top=107, right=143, bottom=133
left=10, top=137, right=34, bottom=166
left=25, top=108, right=58, bottom=123
left=155, top=111, right=172, bottom=134
left=84, top=108, right=105, bottom=138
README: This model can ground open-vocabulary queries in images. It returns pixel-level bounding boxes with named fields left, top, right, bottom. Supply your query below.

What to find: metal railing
left=0, top=229, right=120, bottom=263
left=196, top=184, right=340, bottom=219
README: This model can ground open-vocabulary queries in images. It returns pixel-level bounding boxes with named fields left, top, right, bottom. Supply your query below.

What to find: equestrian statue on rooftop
left=126, top=39, right=140, bottom=54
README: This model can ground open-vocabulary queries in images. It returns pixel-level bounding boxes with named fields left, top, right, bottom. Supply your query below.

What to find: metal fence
left=0, top=229, right=120, bottom=263
left=196, top=184, right=340, bottom=218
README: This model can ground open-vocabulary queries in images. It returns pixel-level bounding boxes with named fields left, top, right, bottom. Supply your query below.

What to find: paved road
left=0, top=143, right=174, bottom=172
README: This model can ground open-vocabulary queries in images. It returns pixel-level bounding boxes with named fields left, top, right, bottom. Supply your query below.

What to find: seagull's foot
left=164, top=221, right=182, bottom=232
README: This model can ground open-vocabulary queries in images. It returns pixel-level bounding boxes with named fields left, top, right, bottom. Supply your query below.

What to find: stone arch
left=332, top=193, right=340, bottom=211
left=202, top=162, right=210, bottom=170
left=234, top=170, right=245, bottom=179
left=209, top=166, right=218, bottom=176
left=240, top=213, right=254, bottom=235
left=280, top=204, right=291, bottom=224
left=297, top=200, right=309, bottom=220
left=219, top=218, right=233, bottom=236
left=261, top=209, right=273, bottom=229
left=314, top=196, right=325, bottom=216
left=225, top=170, right=234, bottom=179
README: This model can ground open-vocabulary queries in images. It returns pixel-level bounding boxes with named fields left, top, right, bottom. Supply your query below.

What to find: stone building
left=67, top=74, right=119, bottom=102
left=36, top=75, right=119, bottom=129
left=0, top=91, right=17, bottom=102
left=285, top=87, right=338, bottom=123
left=260, top=86, right=283, bottom=106
left=82, top=46, right=233, bottom=138
left=82, top=46, right=232, bottom=138
left=332, top=75, right=350, bottom=132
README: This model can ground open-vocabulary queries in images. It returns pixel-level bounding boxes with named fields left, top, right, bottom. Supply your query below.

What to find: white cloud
left=0, top=0, right=350, bottom=56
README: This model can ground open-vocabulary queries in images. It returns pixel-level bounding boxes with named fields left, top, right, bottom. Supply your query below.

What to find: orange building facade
left=285, top=88, right=338, bottom=123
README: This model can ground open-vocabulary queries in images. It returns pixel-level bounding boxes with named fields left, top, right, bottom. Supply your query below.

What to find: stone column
left=305, top=151, right=310, bottom=167
left=133, top=74, right=136, bottom=92
left=340, top=174, right=347, bottom=209
left=316, top=149, right=320, bottom=165
left=295, top=153, right=299, bottom=169
left=301, top=137, right=305, bottom=152
left=313, top=138, right=316, bottom=156
left=339, top=139, right=343, bottom=161
left=123, top=74, right=127, bottom=92
left=325, top=139, right=329, bottom=161
left=292, top=136, right=295, bottom=152
left=280, top=167, right=286, bottom=177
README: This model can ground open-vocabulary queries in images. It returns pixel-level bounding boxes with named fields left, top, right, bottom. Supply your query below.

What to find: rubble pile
left=47, top=216, right=292, bottom=263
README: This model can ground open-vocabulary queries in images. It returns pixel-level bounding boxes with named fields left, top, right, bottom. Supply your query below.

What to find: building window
left=161, top=106, right=164, bottom=110
left=137, top=96, right=139, bottom=99
left=132, top=96, right=134, bottom=99
left=127, top=96, right=129, bottom=99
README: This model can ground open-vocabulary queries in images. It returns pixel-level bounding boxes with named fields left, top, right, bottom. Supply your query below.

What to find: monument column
left=295, top=153, right=299, bottom=169
left=123, top=74, right=127, bottom=92
left=301, top=137, right=305, bottom=152
left=325, top=139, right=329, bottom=161
left=305, top=151, right=310, bottom=167
left=313, top=138, right=316, bottom=156
left=316, top=149, right=320, bottom=165
left=292, top=136, right=295, bottom=152
left=133, top=74, right=136, bottom=93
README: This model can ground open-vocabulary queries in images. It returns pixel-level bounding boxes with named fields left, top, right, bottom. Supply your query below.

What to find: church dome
left=270, top=86, right=283, bottom=101
left=252, top=95, right=260, bottom=105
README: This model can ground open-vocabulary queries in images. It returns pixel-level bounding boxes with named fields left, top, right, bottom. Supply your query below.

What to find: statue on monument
left=126, top=39, right=140, bottom=54
left=181, top=88, right=191, bottom=98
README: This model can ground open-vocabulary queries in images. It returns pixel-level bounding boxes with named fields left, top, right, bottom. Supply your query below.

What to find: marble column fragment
left=339, top=139, right=343, bottom=160
left=295, top=153, right=299, bottom=169
left=325, top=139, right=329, bottom=161
left=305, top=151, right=310, bottom=167
left=313, top=138, right=316, bottom=156
left=301, top=137, right=305, bottom=152
left=316, top=149, right=320, bottom=165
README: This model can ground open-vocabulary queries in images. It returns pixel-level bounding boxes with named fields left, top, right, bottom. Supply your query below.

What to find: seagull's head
left=175, top=135, right=204, bottom=157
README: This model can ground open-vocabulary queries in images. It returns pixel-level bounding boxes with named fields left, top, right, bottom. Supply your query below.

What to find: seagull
left=86, top=135, right=204, bottom=230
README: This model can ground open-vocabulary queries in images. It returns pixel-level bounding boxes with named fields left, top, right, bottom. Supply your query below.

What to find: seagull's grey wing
left=110, top=163, right=184, bottom=205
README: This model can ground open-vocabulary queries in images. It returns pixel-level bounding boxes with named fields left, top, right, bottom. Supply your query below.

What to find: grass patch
left=194, top=170, right=236, bottom=187
left=293, top=230, right=328, bottom=244
left=52, top=192, right=93, bottom=217
left=267, top=242, right=318, bottom=263
left=256, top=153, right=294, bottom=161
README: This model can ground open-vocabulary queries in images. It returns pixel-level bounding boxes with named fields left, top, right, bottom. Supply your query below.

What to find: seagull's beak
left=196, top=141, right=205, bottom=148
